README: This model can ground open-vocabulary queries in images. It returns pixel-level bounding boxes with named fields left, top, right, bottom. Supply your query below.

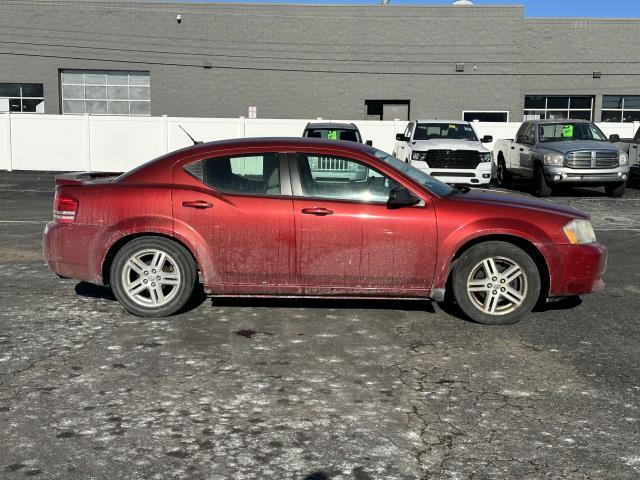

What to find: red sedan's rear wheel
left=451, top=241, right=541, bottom=325
left=110, top=237, right=197, bottom=317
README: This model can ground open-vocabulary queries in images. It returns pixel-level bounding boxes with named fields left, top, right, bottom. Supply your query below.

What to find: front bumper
left=544, top=242, right=607, bottom=297
left=544, top=165, right=630, bottom=184
left=410, top=160, right=492, bottom=185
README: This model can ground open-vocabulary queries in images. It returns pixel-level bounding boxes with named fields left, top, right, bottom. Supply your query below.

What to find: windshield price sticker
left=562, top=125, right=574, bottom=138
left=327, top=130, right=337, bottom=140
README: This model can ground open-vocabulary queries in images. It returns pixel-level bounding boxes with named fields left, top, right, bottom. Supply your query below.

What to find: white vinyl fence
left=0, top=113, right=638, bottom=172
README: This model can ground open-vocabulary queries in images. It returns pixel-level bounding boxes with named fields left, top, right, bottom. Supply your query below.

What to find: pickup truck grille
left=566, top=150, right=619, bottom=168
left=425, top=150, right=481, bottom=169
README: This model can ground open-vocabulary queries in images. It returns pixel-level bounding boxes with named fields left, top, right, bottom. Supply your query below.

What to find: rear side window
left=184, top=153, right=281, bottom=195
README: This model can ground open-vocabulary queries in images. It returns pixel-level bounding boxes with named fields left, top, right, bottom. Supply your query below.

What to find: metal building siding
left=0, top=2, right=638, bottom=121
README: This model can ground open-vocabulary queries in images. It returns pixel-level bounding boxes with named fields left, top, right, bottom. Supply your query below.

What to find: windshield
left=538, top=123, right=608, bottom=143
left=304, top=128, right=361, bottom=143
left=372, top=148, right=455, bottom=197
left=413, top=123, right=478, bottom=142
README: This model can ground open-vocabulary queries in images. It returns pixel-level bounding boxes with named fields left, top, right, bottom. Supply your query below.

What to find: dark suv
left=303, top=122, right=372, bottom=145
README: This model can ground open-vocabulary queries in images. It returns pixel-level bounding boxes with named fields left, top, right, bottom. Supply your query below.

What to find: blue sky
left=181, top=0, right=640, bottom=17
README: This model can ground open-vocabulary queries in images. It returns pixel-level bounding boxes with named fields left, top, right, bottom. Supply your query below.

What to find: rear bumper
left=43, top=221, right=103, bottom=284
left=410, top=161, right=492, bottom=185
left=544, top=165, right=630, bottom=184
left=544, top=242, right=607, bottom=297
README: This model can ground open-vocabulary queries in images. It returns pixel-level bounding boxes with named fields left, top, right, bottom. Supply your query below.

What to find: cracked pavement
left=1, top=172, right=640, bottom=479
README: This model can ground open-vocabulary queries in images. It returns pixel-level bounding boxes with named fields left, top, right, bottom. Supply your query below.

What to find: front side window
left=60, top=70, right=150, bottom=115
left=538, top=123, right=608, bottom=143
left=185, top=153, right=281, bottom=196
left=403, top=123, right=412, bottom=139
left=0, top=83, right=44, bottom=113
left=602, top=95, right=640, bottom=123
left=413, top=123, right=478, bottom=141
left=295, top=153, right=398, bottom=203
left=519, top=123, right=534, bottom=144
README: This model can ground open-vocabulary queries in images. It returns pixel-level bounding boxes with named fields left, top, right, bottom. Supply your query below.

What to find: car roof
left=304, top=122, right=359, bottom=130
left=175, top=136, right=372, bottom=155
left=526, top=119, right=592, bottom=125
left=414, top=119, right=469, bottom=125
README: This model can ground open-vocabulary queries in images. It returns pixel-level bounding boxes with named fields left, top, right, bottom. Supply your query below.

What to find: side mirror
left=609, top=134, right=620, bottom=143
left=365, top=140, right=373, bottom=146
left=481, top=135, right=493, bottom=143
left=396, top=133, right=409, bottom=142
left=387, top=186, right=421, bottom=209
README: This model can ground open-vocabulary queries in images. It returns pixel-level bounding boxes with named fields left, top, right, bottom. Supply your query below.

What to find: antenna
left=178, top=125, right=202, bottom=145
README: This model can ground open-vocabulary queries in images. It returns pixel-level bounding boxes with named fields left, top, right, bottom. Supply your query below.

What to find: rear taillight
left=53, top=192, right=79, bottom=224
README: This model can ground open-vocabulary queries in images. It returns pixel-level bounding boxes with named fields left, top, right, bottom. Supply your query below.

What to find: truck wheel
left=110, top=237, right=197, bottom=317
left=451, top=241, right=541, bottom=325
left=534, top=164, right=552, bottom=197
left=604, top=181, right=626, bottom=198
left=495, top=157, right=512, bottom=188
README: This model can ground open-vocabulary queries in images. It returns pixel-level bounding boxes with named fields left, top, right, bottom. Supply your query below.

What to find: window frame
left=523, top=95, right=594, bottom=121
left=601, top=95, right=640, bottom=123
left=0, top=83, right=44, bottom=113
left=182, top=152, right=292, bottom=198
left=462, top=111, right=509, bottom=123
left=59, top=69, right=150, bottom=116
left=287, top=151, right=418, bottom=206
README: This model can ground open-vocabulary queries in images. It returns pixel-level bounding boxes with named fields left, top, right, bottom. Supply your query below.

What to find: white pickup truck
left=392, top=120, right=494, bottom=186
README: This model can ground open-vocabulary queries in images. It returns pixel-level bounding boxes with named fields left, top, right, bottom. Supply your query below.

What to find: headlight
left=619, top=151, right=629, bottom=165
left=480, top=152, right=492, bottom=163
left=563, top=219, right=596, bottom=245
left=544, top=153, right=565, bottom=166
left=412, top=152, right=426, bottom=161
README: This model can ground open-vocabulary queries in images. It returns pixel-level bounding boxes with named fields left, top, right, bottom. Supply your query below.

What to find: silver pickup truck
left=493, top=120, right=630, bottom=197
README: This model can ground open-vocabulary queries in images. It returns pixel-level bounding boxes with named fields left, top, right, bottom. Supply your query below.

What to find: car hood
left=447, top=188, right=589, bottom=220
left=540, top=140, right=619, bottom=154
left=411, top=139, right=488, bottom=152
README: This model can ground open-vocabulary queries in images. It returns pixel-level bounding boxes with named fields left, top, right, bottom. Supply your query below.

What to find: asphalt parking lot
left=1, top=171, right=640, bottom=479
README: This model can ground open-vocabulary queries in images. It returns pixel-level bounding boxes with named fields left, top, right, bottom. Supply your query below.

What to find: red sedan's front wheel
left=110, top=237, right=197, bottom=317
left=451, top=241, right=541, bottom=325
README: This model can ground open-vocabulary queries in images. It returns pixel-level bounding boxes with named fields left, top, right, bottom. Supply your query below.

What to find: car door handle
left=301, top=207, right=333, bottom=216
left=182, top=200, right=212, bottom=209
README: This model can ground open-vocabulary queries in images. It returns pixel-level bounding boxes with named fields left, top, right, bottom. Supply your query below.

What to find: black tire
left=533, top=164, right=552, bottom=197
left=495, top=155, right=512, bottom=188
left=604, top=181, right=626, bottom=198
left=451, top=241, right=541, bottom=325
left=110, top=236, right=197, bottom=317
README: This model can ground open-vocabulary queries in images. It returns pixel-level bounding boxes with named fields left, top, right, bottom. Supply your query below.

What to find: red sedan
left=44, top=138, right=606, bottom=324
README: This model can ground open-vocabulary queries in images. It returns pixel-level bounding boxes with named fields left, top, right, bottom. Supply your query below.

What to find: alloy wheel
left=466, top=256, right=528, bottom=316
left=121, top=248, right=182, bottom=307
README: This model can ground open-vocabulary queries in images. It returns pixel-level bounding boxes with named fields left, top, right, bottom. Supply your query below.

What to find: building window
left=364, top=100, right=410, bottom=121
left=463, top=111, right=509, bottom=122
left=601, top=96, right=640, bottom=123
left=523, top=96, right=593, bottom=121
left=0, top=83, right=44, bottom=113
left=60, top=70, right=150, bottom=116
